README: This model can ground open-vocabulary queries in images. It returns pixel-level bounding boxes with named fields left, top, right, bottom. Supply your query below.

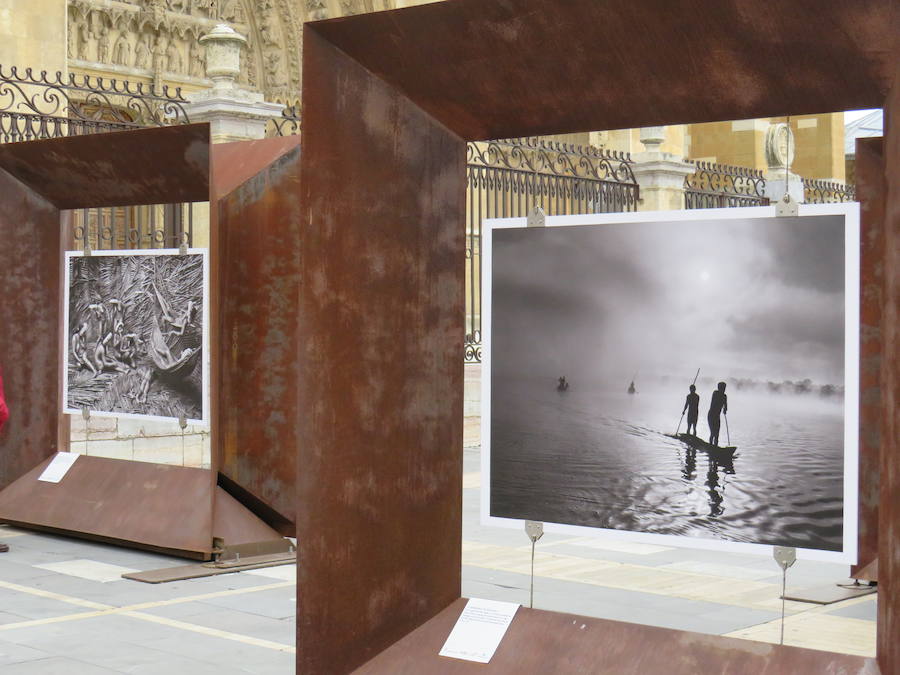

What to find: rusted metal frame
left=0, top=168, right=62, bottom=489
left=877, top=69, right=900, bottom=675
left=302, top=1, right=897, bottom=671
left=851, top=138, right=885, bottom=582
left=356, top=598, right=877, bottom=674
left=213, top=136, right=303, bottom=535
left=298, top=28, right=465, bottom=674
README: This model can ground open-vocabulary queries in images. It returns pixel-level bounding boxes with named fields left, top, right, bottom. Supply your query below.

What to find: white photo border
left=62, top=247, right=211, bottom=427
left=480, top=203, right=860, bottom=565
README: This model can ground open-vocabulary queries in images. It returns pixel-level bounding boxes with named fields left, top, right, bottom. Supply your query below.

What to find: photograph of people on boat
left=64, top=250, right=207, bottom=423
left=488, top=210, right=855, bottom=555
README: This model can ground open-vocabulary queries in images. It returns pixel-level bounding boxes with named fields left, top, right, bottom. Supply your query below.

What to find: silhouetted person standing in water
left=557, top=376, right=569, bottom=392
left=682, top=384, right=700, bottom=435
left=708, top=381, right=728, bottom=446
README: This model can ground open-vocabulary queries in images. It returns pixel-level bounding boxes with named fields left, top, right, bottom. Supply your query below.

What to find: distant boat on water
left=627, top=380, right=636, bottom=395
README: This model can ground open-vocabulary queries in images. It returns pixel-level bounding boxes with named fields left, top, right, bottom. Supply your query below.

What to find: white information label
left=37, top=453, right=79, bottom=483
left=439, top=598, right=519, bottom=663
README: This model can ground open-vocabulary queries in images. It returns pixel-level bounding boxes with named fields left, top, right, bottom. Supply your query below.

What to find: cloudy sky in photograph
left=490, top=214, right=846, bottom=386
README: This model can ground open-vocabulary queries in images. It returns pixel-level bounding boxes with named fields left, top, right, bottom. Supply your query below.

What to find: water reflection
left=491, top=378, right=844, bottom=551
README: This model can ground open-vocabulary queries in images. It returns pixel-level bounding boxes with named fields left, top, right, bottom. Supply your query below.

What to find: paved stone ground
left=0, top=446, right=876, bottom=672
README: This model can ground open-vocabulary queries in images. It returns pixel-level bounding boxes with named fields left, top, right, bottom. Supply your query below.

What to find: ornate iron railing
left=0, top=65, right=191, bottom=142
left=269, top=104, right=301, bottom=137
left=684, top=160, right=770, bottom=209
left=803, top=177, right=856, bottom=203
left=0, top=65, right=195, bottom=249
left=464, top=138, right=639, bottom=362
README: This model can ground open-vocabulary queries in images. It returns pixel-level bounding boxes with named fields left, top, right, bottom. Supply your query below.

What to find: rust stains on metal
left=0, top=123, right=210, bottom=209
left=300, top=0, right=899, bottom=672
left=310, top=0, right=897, bottom=141
left=354, top=599, right=880, bottom=674
left=878, top=65, right=900, bottom=675
left=0, top=168, right=61, bottom=489
left=852, top=137, right=885, bottom=582
left=215, top=136, right=303, bottom=533
left=298, top=28, right=465, bottom=674
left=0, top=454, right=215, bottom=559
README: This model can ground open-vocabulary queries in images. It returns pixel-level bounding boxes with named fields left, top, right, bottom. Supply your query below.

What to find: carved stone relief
left=66, top=0, right=413, bottom=107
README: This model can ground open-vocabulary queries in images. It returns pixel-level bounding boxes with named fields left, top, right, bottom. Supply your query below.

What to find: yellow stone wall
left=0, top=0, right=67, bottom=73
left=687, top=113, right=845, bottom=181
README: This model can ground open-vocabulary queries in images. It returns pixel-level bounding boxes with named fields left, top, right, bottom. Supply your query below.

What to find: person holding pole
left=682, top=384, right=700, bottom=436
left=707, top=381, right=728, bottom=447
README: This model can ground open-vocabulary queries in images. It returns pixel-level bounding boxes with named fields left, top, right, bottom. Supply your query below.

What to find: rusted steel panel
left=211, top=136, right=301, bottom=201
left=211, top=486, right=286, bottom=547
left=0, top=454, right=215, bottom=559
left=311, top=0, right=897, bottom=140
left=878, top=71, right=900, bottom=675
left=355, top=599, right=879, bottom=674
left=852, top=137, right=885, bottom=582
left=297, top=29, right=466, bottom=674
left=216, top=137, right=303, bottom=533
left=0, top=124, right=210, bottom=209
left=0, top=169, right=61, bottom=489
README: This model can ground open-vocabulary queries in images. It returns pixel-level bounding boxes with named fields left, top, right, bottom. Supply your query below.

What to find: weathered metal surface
left=878, top=71, right=900, bottom=675
left=354, top=598, right=879, bottom=674
left=852, top=137, right=885, bottom=582
left=301, top=1, right=899, bottom=672
left=214, top=136, right=303, bottom=534
left=211, top=487, right=287, bottom=547
left=311, top=0, right=897, bottom=141
left=0, top=123, right=210, bottom=209
left=0, top=455, right=214, bottom=559
left=211, top=135, right=301, bottom=200
left=0, top=168, right=62, bottom=490
left=297, top=29, right=465, bottom=674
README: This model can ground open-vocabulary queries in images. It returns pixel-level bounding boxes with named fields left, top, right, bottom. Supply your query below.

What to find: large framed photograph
left=482, top=204, right=859, bottom=563
left=63, top=249, right=209, bottom=425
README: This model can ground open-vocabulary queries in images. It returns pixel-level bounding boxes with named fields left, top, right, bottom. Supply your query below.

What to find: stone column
left=631, top=126, right=696, bottom=211
left=183, top=25, right=284, bottom=144
left=763, top=122, right=804, bottom=203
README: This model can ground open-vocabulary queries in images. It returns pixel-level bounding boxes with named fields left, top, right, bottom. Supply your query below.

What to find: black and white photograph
left=484, top=205, right=858, bottom=561
left=64, top=249, right=208, bottom=424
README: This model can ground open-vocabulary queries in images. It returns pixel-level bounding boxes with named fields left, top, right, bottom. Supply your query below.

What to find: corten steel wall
left=878, top=71, right=900, bottom=675
left=297, top=30, right=466, bottom=674
left=852, top=137, right=886, bottom=581
left=215, top=136, right=303, bottom=533
left=0, top=169, right=61, bottom=488
left=298, top=1, right=898, bottom=673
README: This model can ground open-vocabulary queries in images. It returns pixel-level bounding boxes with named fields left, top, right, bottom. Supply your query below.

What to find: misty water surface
left=490, top=377, right=844, bottom=552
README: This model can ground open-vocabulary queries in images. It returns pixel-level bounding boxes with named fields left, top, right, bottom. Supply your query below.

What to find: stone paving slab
left=827, top=598, right=878, bottom=621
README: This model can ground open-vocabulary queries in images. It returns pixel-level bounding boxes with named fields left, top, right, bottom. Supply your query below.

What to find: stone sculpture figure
left=97, top=27, right=111, bottom=63
left=113, top=33, right=131, bottom=66
left=153, top=36, right=167, bottom=72
left=134, top=34, right=151, bottom=69
left=165, top=39, right=183, bottom=73
left=189, top=39, right=205, bottom=78
left=76, top=19, right=91, bottom=60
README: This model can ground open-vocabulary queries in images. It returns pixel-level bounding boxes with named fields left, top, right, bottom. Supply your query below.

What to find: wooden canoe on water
left=666, top=433, right=737, bottom=458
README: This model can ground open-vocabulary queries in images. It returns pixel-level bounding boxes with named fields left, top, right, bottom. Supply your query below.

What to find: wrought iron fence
left=0, top=65, right=196, bottom=249
left=464, top=137, right=639, bottom=362
left=803, top=177, right=856, bottom=203
left=684, top=160, right=769, bottom=209
left=269, top=104, right=301, bottom=137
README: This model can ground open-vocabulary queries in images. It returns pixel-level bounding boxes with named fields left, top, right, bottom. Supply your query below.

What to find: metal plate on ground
left=783, top=583, right=877, bottom=605
left=122, top=551, right=296, bottom=584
